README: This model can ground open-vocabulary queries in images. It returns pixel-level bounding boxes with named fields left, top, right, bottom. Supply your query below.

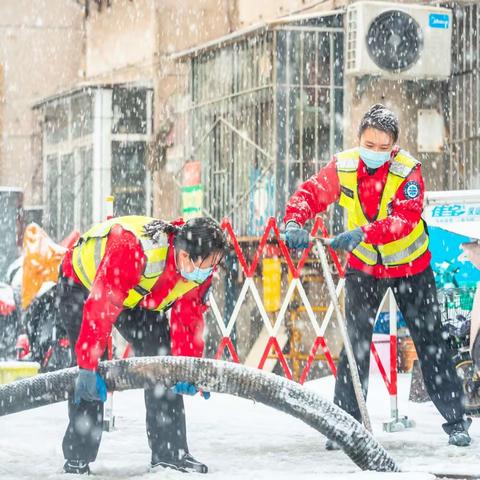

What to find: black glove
left=284, top=221, right=310, bottom=249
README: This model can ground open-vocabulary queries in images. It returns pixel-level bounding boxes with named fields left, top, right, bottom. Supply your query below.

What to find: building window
left=38, top=86, right=152, bottom=241
left=72, top=94, right=94, bottom=139
left=79, top=147, right=93, bottom=231
left=448, top=3, right=480, bottom=190
left=112, top=87, right=148, bottom=134
left=111, top=141, right=146, bottom=216
left=45, top=103, right=68, bottom=144
left=177, top=14, right=343, bottom=235
left=45, top=154, right=59, bottom=237
left=59, top=154, right=75, bottom=239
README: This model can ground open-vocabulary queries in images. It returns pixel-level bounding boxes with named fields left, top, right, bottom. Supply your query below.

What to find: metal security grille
left=448, top=2, right=480, bottom=189
left=190, top=33, right=275, bottom=235
left=345, top=6, right=358, bottom=71
left=275, top=23, right=344, bottom=215
left=175, top=14, right=344, bottom=235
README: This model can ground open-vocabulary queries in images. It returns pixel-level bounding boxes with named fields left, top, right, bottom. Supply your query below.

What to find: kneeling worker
left=58, top=215, right=228, bottom=474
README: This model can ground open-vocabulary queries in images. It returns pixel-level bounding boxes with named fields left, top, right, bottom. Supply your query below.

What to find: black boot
left=151, top=453, right=208, bottom=474
left=444, top=418, right=472, bottom=447
left=448, top=426, right=472, bottom=447
left=63, top=460, right=90, bottom=474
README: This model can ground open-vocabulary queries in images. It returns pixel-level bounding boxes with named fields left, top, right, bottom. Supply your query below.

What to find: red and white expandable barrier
left=209, top=217, right=410, bottom=431
left=210, top=217, right=343, bottom=382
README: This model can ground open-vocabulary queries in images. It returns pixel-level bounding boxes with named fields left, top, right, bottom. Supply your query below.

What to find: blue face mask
left=359, top=146, right=391, bottom=169
left=181, top=265, right=213, bottom=284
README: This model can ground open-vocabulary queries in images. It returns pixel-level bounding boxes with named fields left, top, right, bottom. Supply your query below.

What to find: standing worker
left=58, top=215, right=229, bottom=474
left=283, top=104, right=471, bottom=447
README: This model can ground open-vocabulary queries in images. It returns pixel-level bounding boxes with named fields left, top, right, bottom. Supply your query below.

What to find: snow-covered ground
left=0, top=372, right=479, bottom=479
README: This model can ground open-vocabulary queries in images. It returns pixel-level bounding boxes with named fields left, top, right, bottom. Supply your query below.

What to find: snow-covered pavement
left=0, top=372, right=479, bottom=479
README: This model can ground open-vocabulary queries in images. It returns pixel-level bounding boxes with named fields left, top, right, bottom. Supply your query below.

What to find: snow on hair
left=174, top=217, right=229, bottom=261
left=358, top=103, right=399, bottom=142
left=143, top=219, right=180, bottom=243
left=144, top=217, right=229, bottom=261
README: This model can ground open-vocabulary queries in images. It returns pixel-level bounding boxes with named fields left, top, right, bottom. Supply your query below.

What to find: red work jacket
left=62, top=223, right=212, bottom=370
left=284, top=153, right=431, bottom=278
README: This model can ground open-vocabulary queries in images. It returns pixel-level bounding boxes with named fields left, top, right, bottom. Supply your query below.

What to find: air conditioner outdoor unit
left=345, top=1, right=452, bottom=79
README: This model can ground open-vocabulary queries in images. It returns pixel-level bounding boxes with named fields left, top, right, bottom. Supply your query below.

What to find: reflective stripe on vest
left=382, top=228, right=429, bottom=265
left=72, top=215, right=198, bottom=309
left=336, top=148, right=429, bottom=267
left=336, top=148, right=360, bottom=172
left=354, top=242, right=378, bottom=264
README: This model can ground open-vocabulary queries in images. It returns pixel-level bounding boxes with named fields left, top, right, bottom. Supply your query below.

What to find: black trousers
left=58, top=278, right=188, bottom=464
left=334, top=266, right=466, bottom=434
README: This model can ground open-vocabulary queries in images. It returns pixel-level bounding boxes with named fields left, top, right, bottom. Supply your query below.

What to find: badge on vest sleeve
left=404, top=181, right=420, bottom=199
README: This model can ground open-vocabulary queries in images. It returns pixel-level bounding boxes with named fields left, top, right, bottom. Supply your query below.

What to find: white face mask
left=180, top=265, right=213, bottom=283
left=359, top=146, right=391, bottom=169
left=180, top=257, right=213, bottom=283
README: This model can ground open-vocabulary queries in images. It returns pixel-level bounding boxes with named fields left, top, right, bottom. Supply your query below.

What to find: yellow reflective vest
left=336, top=148, right=429, bottom=267
left=71, top=215, right=199, bottom=309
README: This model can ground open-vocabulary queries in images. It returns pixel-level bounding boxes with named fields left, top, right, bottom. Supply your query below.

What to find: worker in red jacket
left=284, top=104, right=471, bottom=448
left=58, top=215, right=228, bottom=474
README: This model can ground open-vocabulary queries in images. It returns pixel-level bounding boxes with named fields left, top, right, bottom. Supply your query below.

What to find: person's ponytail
left=143, top=219, right=181, bottom=243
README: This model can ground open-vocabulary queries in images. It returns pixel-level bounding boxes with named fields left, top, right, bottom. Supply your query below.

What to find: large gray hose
left=0, top=356, right=399, bottom=472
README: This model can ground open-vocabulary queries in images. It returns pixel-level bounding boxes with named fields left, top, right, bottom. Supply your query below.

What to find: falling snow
left=0, top=0, right=479, bottom=478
